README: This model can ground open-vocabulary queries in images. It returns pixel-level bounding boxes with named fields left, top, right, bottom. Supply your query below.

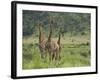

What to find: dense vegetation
left=23, top=10, right=90, bottom=37
left=22, top=10, right=91, bottom=69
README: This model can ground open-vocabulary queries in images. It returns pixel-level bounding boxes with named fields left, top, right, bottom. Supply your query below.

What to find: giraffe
left=45, top=19, right=61, bottom=61
left=38, top=23, right=47, bottom=58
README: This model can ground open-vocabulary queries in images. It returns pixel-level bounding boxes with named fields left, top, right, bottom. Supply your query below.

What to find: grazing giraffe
left=38, top=23, right=47, bottom=58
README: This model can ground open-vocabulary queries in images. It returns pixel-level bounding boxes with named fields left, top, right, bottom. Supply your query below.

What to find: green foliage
left=23, top=10, right=91, bottom=37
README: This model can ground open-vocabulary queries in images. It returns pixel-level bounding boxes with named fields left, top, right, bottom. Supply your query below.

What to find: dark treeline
left=23, top=10, right=91, bottom=37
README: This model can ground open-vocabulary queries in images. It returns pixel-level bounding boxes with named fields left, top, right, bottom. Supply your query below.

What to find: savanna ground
left=22, top=34, right=90, bottom=69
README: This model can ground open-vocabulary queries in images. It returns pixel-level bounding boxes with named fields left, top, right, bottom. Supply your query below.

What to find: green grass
left=22, top=35, right=91, bottom=69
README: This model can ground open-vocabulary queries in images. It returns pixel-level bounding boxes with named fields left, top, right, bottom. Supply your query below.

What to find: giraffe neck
left=57, top=33, right=61, bottom=45
left=39, top=26, right=45, bottom=43
left=48, top=25, right=52, bottom=42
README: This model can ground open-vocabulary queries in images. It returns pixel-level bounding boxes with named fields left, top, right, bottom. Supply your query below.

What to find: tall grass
left=22, top=35, right=90, bottom=69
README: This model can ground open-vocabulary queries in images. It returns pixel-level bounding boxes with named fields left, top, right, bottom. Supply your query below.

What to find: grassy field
left=22, top=35, right=91, bottom=69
